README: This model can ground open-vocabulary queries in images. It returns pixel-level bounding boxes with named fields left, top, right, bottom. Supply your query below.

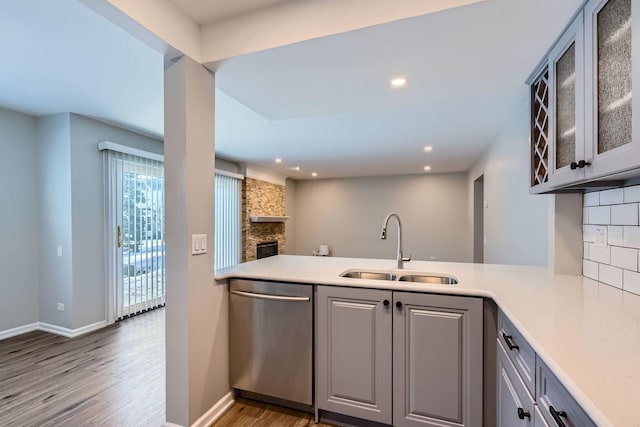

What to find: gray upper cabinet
left=392, top=292, right=483, bottom=427
left=529, top=0, right=640, bottom=192
left=584, top=0, right=640, bottom=179
left=316, top=285, right=393, bottom=424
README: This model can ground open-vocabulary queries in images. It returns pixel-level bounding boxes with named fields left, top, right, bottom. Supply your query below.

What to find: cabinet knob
left=383, top=299, right=390, bottom=307
left=577, top=159, right=591, bottom=169
left=517, top=408, right=531, bottom=420
left=396, top=301, right=403, bottom=309
left=570, top=161, right=578, bottom=170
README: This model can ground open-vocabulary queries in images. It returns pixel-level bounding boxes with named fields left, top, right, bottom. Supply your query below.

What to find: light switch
left=57, top=245, right=63, bottom=257
left=192, top=234, right=207, bottom=255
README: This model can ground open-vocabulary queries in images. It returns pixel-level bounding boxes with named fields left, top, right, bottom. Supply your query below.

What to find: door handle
left=117, top=225, right=122, bottom=248
left=230, top=290, right=310, bottom=302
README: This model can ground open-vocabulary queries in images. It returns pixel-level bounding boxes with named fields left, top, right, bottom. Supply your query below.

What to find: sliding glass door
left=105, top=150, right=165, bottom=320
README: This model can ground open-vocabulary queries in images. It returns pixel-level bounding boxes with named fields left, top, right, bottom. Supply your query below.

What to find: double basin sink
left=340, top=270, right=458, bottom=285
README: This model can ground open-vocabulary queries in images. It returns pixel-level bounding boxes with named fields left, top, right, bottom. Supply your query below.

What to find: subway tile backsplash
left=583, top=185, right=640, bottom=296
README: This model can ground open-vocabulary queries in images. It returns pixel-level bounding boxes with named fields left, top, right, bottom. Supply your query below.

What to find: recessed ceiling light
left=390, top=77, right=408, bottom=88
left=275, top=158, right=282, bottom=163
left=291, top=166, right=301, bottom=171
left=424, top=165, right=432, bottom=172
left=311, top=172, right=318, bottom=178
left=423, top=146, right=433, bottom=152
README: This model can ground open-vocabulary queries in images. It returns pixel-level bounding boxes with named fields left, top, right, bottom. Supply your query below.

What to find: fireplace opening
left=257, top=241, right=278, bottom=259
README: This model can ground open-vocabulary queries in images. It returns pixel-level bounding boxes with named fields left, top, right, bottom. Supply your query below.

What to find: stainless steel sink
left=340, top=271, right=398, bottom=280
left=398, top=274, right=458, bottom=285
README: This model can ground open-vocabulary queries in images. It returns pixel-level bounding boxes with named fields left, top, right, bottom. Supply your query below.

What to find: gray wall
left=468, top=102, right=551, bottom=266
left=0, top=108, right=40, bottom=331
left=285, top=178, right=297, bottom=255
left=69, top=114, right=163, bottom=328
left=37, top=114, right=74, bottom=328
left=293, top=173, right=472, bottom=262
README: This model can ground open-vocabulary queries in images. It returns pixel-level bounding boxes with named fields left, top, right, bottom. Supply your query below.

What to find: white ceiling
left=0, top=0, right=584, bottom=181
left=171, top=0, right=293, bottom=25
left=0, top=0, right=164, bottom=138
left=214, top=0, right=583, bottom=179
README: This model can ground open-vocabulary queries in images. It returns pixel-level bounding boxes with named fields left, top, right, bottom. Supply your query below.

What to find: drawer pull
left=502, top=332, right=520, bottom=351
left=549, top=405, right=568, bottom=427
left=517, top=408, right=530, bottom=420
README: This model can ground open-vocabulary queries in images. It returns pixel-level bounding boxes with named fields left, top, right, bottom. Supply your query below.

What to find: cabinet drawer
left=498, top=311, right=536, bottom=395
left=497, top=340, right=535, bottom=426
left=536, top=358, right=596, bottom=427
left=534, top=405, right=550, bottom=427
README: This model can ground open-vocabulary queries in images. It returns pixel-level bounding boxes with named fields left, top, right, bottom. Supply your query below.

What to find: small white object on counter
left=215, top=255, right=640, bottom=427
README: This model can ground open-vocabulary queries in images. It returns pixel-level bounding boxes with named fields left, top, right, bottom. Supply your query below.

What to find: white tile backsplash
left=599, top=264, right=623, bottom=289
left=623, top=226, right=640, bottom=249
left=584, top=192, right=600, bottom=206
left=610, top=246, right=638, bottom=271
left=588, top=244, right=610, bottom=263
left=583, top=187, right=640, bottom=296
left=609, top=226, right=624, bottom=246
left=623, top=270, right=640, bottom=295
left=624, top=185, right=640, bottom=203
left=583, top=259, right=599, bottom=280
left=588, top=206, right=611, bottom=225
left=599, top=188, right=624, bottom=205
left=611, top=203, right=639, bottom=226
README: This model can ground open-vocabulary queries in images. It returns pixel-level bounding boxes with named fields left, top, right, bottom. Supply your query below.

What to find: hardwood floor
left=0, top=309, right=165, bottom=427
left=212, top=398, right=335, bottom=427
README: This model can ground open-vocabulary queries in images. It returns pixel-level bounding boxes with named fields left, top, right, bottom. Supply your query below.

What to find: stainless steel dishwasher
left=229, top=279, right=313, bottom=407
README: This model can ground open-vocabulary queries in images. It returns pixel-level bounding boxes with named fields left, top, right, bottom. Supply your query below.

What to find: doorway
left=106, top=150, right=166, bottom=321
left=473, top=175, right=484, bottom=263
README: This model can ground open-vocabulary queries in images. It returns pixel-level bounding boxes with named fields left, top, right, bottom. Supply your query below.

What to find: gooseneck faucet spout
left=380, top=213, right=411, bottom=269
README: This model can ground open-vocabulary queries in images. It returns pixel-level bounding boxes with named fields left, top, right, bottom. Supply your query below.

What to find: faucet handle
left=402, top=254, right=412, bottom=262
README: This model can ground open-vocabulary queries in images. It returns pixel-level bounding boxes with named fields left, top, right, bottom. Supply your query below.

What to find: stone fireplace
left=242, top=178, right=286, bottom=262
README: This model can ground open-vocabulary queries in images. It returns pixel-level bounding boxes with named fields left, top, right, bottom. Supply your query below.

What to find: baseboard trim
left=38, top=320, right=108, bottom=338
left=191, top=391, right=234, bottom=427
left=0, top=322, right=39, bottom=340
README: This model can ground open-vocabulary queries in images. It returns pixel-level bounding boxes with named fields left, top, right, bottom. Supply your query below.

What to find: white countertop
left=216, top=255, right=640, bottom=427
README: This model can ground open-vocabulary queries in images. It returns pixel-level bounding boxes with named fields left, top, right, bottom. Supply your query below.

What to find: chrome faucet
left=380, top=213, right=411, bottom=269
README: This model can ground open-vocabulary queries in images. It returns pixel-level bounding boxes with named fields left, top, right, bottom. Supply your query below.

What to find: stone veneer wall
left=243, top=178, right=286, bottom=262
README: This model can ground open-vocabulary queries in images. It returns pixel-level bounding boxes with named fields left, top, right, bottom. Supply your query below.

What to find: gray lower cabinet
left=316, top=285, right=393, bottom=424
left=316, top=286, right=483, bottom=427
left=534, top=405, right=550, bottom=427
left=496, top=340, right=535, bottom=426
left=393, top=292, right=483, bottom=427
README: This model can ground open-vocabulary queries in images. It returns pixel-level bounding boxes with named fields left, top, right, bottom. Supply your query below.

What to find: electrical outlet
left=429, top=256, right=436, bottom=261
left=57, top=303, right=65, bottom=311
left=594, top=227, right=608, bottom=247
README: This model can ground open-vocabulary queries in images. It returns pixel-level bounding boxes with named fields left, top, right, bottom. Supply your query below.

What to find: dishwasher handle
left=231, top=289, right=311, bottom=302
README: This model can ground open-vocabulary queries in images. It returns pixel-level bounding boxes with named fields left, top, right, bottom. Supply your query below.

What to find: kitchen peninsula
left=216, top=255, right=640, bottom=427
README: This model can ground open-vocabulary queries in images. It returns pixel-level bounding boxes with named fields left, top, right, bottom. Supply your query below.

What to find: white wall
left=293, top=173, right=472, bottom=262
left=0, top=108, right=40, bottom=331
left=468, top=102, right=551, bottom=266
left=285, top=178, right=297, bottom=255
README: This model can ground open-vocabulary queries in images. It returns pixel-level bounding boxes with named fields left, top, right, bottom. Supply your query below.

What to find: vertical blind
left=104, top=148, right=165, bottom=320
left=215, top=172, right=242, bottom=270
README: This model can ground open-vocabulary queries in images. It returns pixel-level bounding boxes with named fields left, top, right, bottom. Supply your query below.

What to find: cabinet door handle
left=517, top=408, right=530, bottom=420
left=396, top=301, right=403, bottom=309
left=577, top=159, right=590, bottom=169
left=549, top=405, right=568, bottom=427
left=502, top=332, right=519, bottom=351
left=383, top=299, right=390, bottom=307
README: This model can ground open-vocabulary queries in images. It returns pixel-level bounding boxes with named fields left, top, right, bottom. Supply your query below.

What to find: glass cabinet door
left=585, top=0, right=639, bottom=177
left=548, top=12, right=585, bottom=186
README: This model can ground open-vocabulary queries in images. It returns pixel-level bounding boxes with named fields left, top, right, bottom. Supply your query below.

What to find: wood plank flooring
left=212, top=398, right=335, bottom=427
left=0, top=309, right=165, bottom=427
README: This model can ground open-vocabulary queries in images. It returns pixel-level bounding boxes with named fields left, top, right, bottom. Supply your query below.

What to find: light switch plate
left=594, top=226, right=608, bottom=247
left=192, top=234, right=207, bottom=255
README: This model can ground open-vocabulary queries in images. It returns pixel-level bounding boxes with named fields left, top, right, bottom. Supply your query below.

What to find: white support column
left=548, top=193, right=583, bottom=275
left=164, top=55, right=229, bottom=426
